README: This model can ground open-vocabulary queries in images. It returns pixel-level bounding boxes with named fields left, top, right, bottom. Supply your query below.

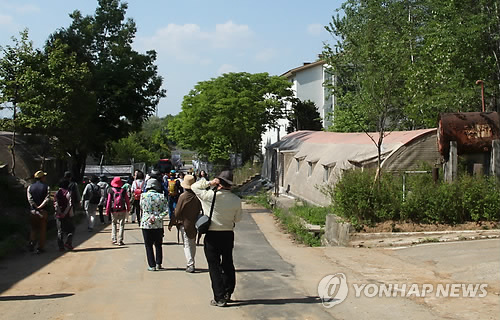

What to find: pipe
left=476, top=80, right=485, bottom=112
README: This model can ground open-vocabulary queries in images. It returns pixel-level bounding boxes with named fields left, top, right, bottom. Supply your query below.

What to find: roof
left=281, top=60, right=326, bottom=79
left=269, top=128, right=437, bottom=167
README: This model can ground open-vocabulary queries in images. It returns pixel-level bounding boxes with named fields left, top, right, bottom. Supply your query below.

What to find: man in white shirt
left=191, top=170, right=242, bottom=307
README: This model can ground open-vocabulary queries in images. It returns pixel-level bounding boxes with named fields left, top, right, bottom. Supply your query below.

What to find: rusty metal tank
left=438, top=112, right=500, bottom=157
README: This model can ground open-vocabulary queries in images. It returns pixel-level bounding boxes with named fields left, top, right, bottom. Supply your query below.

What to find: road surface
left=0, top=203, right=498, bottom=319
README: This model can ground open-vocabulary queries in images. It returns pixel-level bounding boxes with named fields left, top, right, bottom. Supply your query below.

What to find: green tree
left=169, top=72, right=293, bottom=164
left=109, top=133, right=159, bottom=165
left=323, top=0, right=410, bottom=183
left=46, top=0, right=166, bottom=179
left=286, top=99, right=323, bottom=133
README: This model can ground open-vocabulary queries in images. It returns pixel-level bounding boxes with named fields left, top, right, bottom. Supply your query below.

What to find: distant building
left=261, top=60, right=334, bottom=154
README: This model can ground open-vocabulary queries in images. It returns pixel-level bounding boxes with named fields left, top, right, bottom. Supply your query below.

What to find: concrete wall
left=322, top=214, right=353, bottom=246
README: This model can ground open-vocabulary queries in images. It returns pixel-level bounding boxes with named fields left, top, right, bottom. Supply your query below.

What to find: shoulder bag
left=195, top=188, right=217, bottom=234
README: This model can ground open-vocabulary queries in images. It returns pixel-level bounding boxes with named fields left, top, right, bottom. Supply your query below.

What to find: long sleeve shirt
left=139, top=190, right=168, bottom=229
left=191, top=179, right=242, bottom=231
left=105, top=187, right=131, bottom=215
left=169, top=189, right=201, bottom=238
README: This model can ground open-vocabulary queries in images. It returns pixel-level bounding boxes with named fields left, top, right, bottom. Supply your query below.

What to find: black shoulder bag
left=195, top=188, right=217, bottom=234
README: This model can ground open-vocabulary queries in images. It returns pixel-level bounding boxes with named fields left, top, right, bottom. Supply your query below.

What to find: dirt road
left=0, top=203, right=498, bottom=319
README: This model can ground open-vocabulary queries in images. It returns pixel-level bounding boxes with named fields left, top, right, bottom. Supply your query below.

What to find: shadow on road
left=0, top=214, right=109, bottom=294
left=0, top=293, right=74, bottom=301
left=228, top=296, right=322, bottom=306
left=71, top=247, right=126, bottom=253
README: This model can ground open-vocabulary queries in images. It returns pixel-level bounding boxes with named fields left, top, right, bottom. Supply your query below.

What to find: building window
left=308, top=161, right=316, bottom=177
left=323, top=165, right=329, bottom=182
left=296, top=158, right=300, bottom=173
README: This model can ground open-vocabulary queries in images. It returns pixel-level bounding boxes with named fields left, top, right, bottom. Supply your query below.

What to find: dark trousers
left=142, top=228, right=163, bottom=268
left=204, top=231, right=236, bottom=301
left=98, top=205, right=111, bottom=223
left=132, top=199, right=141, bottom=225
left=56, top=215, right=75, bottom=249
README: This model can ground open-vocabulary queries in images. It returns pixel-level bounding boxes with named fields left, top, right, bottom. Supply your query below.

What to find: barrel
left=437, top=112, right=500, bottom=157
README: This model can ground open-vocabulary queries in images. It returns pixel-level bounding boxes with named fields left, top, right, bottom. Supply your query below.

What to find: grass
left=289, top=204, right=330, bottom=226
left=244, top=191, right=323, bottom=247
left=420, top=237, right=440, bottom=243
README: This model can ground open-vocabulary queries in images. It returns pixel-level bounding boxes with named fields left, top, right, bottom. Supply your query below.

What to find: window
left=308, top=161, right=317, bottom=177
left=323, top=165, right=330, bottom=182
left=296, top=158, right=300, bottom=173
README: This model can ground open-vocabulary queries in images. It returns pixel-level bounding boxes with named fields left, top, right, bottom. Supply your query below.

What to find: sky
left=0, top=0, right=344, bottom=117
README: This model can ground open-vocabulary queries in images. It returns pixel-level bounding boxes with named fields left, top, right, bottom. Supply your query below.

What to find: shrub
left=289, top=203, right=331, bottom=226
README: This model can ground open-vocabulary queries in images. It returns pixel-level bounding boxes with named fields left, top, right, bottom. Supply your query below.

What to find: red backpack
left=133, top=180, right=144, bottom=201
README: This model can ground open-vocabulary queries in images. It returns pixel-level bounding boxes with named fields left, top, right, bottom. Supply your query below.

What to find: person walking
left=81, top=175, right=101, bottom=232
left=106, top=177, right=130, bottom=246
left=26, top=170, right=50, bottom=254
left=165, top=170, right=181, bottom=220
left=63, top=171, right=81, bottom=211
left=140, top=178, right=168, bottom=271
left=191, top=170, right=242, bottom=307
left=97, top=175, right=111, bottom=224
left=54, top=179, right=76, bottom=251
left=168, top=174, right=201, bottom=273
left=130, top=170, right=145, bottom=225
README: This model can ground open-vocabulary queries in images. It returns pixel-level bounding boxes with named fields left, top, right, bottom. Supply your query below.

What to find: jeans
left=142, top=228, right=163, bottom=268
left=111, top=211, right=126, bottom=243
left=204, top=231, right=236, bottom=301
left=56, top=215, right=75, bottom=249
left=30, top=210, right=48, bottom=249
left=84, top=201, right=98, bottom=229
left=180, top=225, right=196, bottom=267
left=168, top=196, right=178, bottom=220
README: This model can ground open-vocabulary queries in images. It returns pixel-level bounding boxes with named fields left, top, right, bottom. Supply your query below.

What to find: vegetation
left=286, top=99, right=323, bottom=133
left=321, top=168, right=500, bottom=230
left=0, top=0, right=165, bottom=180
left=244, top=191, right=323, bottom=247
left=232, top=161, right=261, bottom=186
left=323, top=0, right=500, bottom=131
left=168, top=72, right=293, bottom=165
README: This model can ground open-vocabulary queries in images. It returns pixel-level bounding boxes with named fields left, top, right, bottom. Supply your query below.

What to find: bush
left=328, top=169, right=500, bottom=227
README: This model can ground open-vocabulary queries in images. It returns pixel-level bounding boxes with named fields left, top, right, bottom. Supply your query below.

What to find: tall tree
left=286, top=99, right=323, bottom=133
left=169, top=72, right=293, bottom=164
left=46, top=0, right=166, bottom=179
left=324, top=0, right=410, bottom=183
left=0, top=30, right=38, bottom=175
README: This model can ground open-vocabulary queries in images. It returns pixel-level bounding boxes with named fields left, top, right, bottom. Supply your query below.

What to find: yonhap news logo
left=317, top=273, right=349, bottom=308
left=318, top=273, right=488, bottom=308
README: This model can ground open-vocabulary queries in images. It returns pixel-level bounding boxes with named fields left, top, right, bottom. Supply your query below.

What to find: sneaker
left=111, top=240, right=117, bottom=244
left=210, top=299, right=227, bottom=307
left=186, top=266, right=195, bottom=273
left=117, top=241, right=125, bottom=246
left=155, top=264, right=163, bottom=271
left=147, top=266, right=156, bottom=272
left=35, top=248, right=45, bottom=254
left=64, top=243, right=74, bottom=250
left=224, top=292, right=233, bottom=302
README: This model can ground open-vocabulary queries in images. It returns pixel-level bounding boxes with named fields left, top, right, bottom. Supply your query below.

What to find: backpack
left=55, top=189, right=70, bottom=218
left=111, top=187, right=126, bottom=212
left=133, top=180, right=144, bottom=201
left=89, top=184, right=101, bottom=204
left=167, top=179, right=177, bottom=197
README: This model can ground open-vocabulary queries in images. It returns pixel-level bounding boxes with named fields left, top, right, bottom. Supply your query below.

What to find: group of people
left=26, top=167, right=241, bottom=307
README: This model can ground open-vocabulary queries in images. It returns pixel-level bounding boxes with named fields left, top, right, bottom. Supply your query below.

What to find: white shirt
left=191, top=179, right=242, bottom=231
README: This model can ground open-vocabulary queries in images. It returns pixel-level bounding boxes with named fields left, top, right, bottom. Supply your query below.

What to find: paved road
left=0, top=206, right=333, bottom=320
left=0, top=203, right=498, bottom=319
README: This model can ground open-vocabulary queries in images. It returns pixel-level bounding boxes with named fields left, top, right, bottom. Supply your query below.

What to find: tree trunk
left=70, top=150, right=87, bottom=183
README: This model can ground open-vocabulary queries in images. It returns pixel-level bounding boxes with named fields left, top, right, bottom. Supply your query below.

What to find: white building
left=261, top=60, right=334, bottom=154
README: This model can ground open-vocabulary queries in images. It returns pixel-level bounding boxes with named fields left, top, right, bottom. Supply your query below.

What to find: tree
left=45, top=0, right=166, bottom=179
left=324, top=0, right=410, bottom=184
left=286, top=99, right=323, bottom=133
left=0, top=30, right=39, bottom=175
left=168, top=72, right=293, bottom=164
